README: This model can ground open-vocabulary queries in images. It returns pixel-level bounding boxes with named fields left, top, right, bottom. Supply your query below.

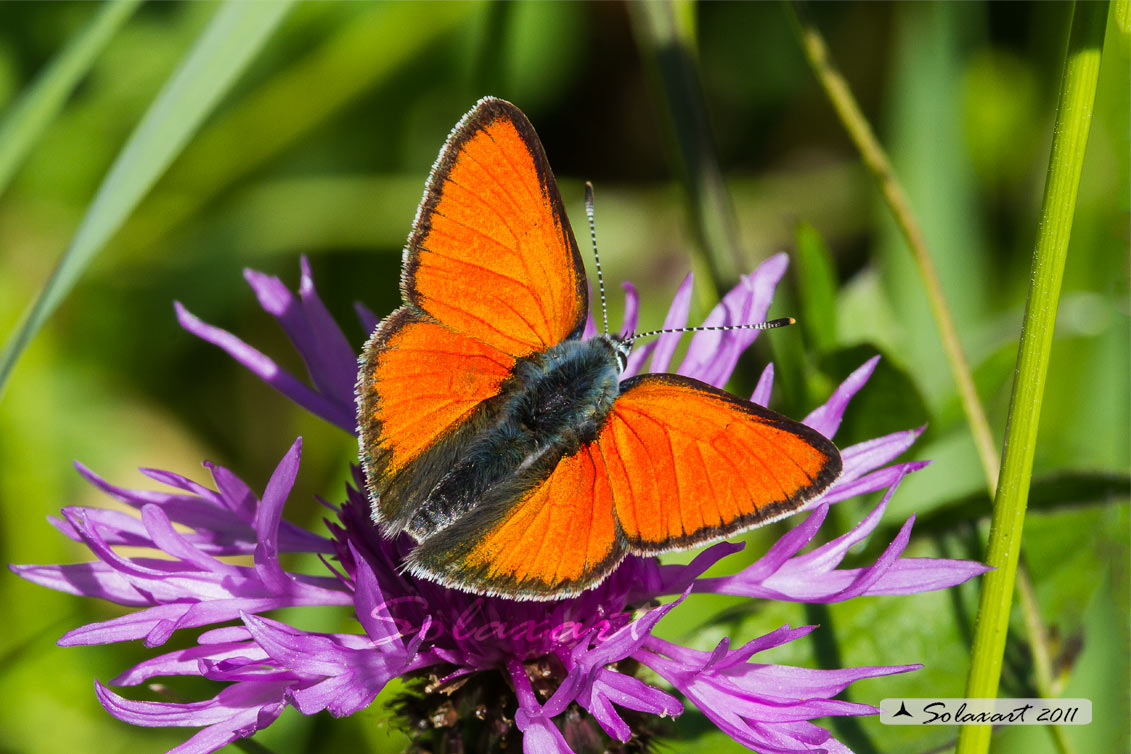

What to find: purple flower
left=13, top=254, right=988, bottom=753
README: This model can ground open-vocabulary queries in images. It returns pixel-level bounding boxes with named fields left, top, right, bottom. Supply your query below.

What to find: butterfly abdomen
left=405, top=337, right=622, bottom=538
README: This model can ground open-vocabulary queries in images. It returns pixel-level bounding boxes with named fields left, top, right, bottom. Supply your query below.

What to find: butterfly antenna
left=626, top=317, right=796, bottom=343
left=585, top=181, right=609, bottom=336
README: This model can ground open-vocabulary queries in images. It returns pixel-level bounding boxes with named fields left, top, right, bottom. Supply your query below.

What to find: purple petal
left=349, top=541, right=404, bottom=648
left=47, top=506, right=153, bottom=549
left=243, top=263, right=354, bottom=406
left=726, top=662, right=921, bottom=699
left=355, top=302, right=379, bottom=334
left=791, top=492, right=897, bottom=573
left=684, top=470, right=984, bottom=603
left=11, top=562, right=149, bottom=606
left=581, top=308, right=597, bottom=339
left=763, top=516, right=915, bottom=602
left=96, top=680, right=288, bottom=754
left=199, top=626, right=253, bottom=644
left=205, top=459, right=332, bottom=553
left=572, top=591, right=687, bottom=673
left=678, top=253, right=787, bottom=387
left=112, top=641, right=268, bottom=686
left=59, top=604, right=190, bottom=646
left=139, top=467, right=219, bottom=499
left=751, top=363, right=774, bottom=406
left=289, top=673, right=370, bottom=718
left=618, top=281, right=639, bottom=339
left=580, top=668, right=682, bottom=741
left=59, top=590, right=342, bottom=647
left=647, top=541, right=745, bottom=598
left=519, top=715, right=574, bottom=754
left=298, top=256, right=360, bottom=404
left=649, top=272, right=694, bottom=372
left=643, top=626, right=814, bottom=669
left=62, top=507, right=179, bottom=579
left=541, top=592, right=689, bottom=726
left=243, top=608, right=427, bottom=718
left=839, top=427, right=924, bottom=481
left=509, top=659, right=576, bottom=754
left=241, top=614, right=346, bottom=677
left=76, top=463, right=246, bottom=543
left=70, top=461, right=329, bottom=557
left=820, top=461, right=930, bottom=505
left=140, top=505, right=239, bottom=575
left=715, top=505, right=828, bottom=589
left=175, top=302, right=355, bottom=433
left=620, top=340, right=657, bottom=380
left=244, top=268, right=292, bottom=318
left=634, top=625, right=907, bottom=753
left=254, top=439, right=302, bottom=594
left=859, top=557, right=992, bottom=594
left=205, top=461, right=256, bottom=519
left=803, top=356, right=880, bottom=439
left=200, top=656, right=299, bottom=684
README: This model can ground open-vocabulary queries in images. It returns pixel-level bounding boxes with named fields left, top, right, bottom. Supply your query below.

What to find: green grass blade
left=793, top=222, right=838, bottom=352
left=628, top=0, right=742, bottom=305
left=116, top=1, right=481, bottom=258
left=868, top=470, right=1130, bottom=552
left=0, top=0, right=295, bottom=399
left=0, top=0, right=141, bottom=196
left=956, top=3, right=1109, bottom=754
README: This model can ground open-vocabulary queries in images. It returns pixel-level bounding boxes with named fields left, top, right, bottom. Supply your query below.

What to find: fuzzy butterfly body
left=358, top=97, right=841, bottom=600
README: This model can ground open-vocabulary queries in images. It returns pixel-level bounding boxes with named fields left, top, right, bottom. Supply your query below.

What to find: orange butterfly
left=357, top=97, right=841, bottom=600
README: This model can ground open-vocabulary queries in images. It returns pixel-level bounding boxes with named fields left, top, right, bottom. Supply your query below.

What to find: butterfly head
left=604, top=334, right=632, bottom=373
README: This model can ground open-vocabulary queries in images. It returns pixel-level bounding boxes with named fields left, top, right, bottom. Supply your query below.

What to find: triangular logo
left=893, top=701, right=913, bottom=718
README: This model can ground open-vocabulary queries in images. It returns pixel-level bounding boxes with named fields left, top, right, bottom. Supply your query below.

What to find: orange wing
left=402, top=97, right=588, bottom=357
left=403, top=443, right=626, bottom=599
left=597, top=374, right=841, bottom=553
left=358, top=306, right=516, bottom=530
left=398, top=374, right=839, bottom=598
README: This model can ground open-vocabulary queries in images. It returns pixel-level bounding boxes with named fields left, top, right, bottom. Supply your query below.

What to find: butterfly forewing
left=360, top=98, right=591, bottom=534
left=358, top=306, right=516, bottom=530
left=402, top=97, right=588, bottom=357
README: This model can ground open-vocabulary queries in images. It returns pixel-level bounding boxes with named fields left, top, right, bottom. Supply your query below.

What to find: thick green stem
left=0, top=0, right=294, bottom=400
left=785, top=1, right=999, bottom=493
left=1016, top=564, right=1077, bottom=754
left=956, top=4, right=1108, bottom=754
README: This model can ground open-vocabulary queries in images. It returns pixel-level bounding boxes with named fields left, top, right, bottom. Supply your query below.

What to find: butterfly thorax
left=404, top=336, right=624, bottom=538
left=509, top=336, right=624, bottom=444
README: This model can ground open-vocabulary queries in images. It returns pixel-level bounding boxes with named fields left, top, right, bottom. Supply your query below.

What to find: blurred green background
left=0, top=2, right=1127, bottom=753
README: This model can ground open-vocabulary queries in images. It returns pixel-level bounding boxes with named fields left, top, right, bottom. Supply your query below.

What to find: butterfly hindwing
left=403, top=442, right=626, bottom=600
left=358, top=306, right=517, bottom=531
left=598, top=374, right=842, bottom=553
left=402, top=97, right=589, bottom=357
